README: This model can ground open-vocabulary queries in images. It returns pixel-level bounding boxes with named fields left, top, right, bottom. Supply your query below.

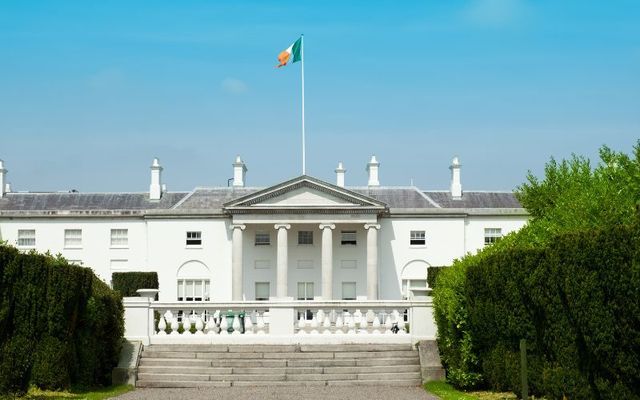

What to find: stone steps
left=136, top=343, right=424, bottom=387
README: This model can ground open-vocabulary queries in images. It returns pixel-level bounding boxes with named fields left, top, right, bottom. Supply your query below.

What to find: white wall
left=0, top=212, right=528, bottom=302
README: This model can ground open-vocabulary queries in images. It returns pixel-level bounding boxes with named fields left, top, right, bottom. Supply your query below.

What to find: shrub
left=112, top=271, right=158, bottom=297
left=427, top=266, right=446, bottom=289
left=0, top=244, right=124, bottom=395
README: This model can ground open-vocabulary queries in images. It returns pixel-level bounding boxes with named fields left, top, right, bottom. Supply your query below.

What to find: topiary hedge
left=436, top=224, right=640, bottom=399
left=112, top=271, right=159, bottom=297
left=427, top=266, right=447, bottom=289
left=0, top=245, right=124, bottom=396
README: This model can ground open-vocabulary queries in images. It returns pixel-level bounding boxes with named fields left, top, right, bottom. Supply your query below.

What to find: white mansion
left=0, top=156, right=527, bottom=303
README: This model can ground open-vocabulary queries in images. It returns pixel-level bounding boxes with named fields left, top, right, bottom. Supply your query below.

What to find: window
left=342, top=282, right=356, bottom=300
left=255, top=231, right=270, bottom=246
left=484, top=228, right=502, bottom=246
left=341, top=231, right=357, bottom=245
left=297, top=282, right=314, bottom=300
left=410, top=230, right=426, bottom=245
left=64, top=229, right=82, bottom=248
left=402, top=279, right=428, bottom=299
left=255, top=282, right=270, bottom=301
left=110, top=229, right=128, bottom=247
left=298, top=231, right=313, bottom=245
left=17, top=230, right=36, bottom=247
left=186, top=231, right=202, bottom=246
left=177, top=279, right=210, bottom=301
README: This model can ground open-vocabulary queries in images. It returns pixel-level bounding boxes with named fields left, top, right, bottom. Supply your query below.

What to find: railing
left=123, top=292, right=436, bottom=344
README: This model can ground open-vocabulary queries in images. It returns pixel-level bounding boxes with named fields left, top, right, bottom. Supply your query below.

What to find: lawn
left=10, top=385, right=134, bottom=400
left=425, top=381, right=517, bottom=400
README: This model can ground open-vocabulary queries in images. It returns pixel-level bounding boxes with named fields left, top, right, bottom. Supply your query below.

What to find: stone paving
left=114, top=386, right=439, bottom=400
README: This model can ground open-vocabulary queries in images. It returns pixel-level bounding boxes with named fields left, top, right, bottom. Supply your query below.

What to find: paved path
left=114, top=386, right=439, bottom=400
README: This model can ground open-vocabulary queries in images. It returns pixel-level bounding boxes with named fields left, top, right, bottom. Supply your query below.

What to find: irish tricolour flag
left=276, top=37, right=302, bottom=68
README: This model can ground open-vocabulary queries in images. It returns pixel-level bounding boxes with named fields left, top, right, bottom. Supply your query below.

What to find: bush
left=447, top=225, right=640, bottom=399
left=0, top=245, right=124, bottom=395
left=112, top=271, right=158, bottom=297
left=427, top=266, right=446, bottom=289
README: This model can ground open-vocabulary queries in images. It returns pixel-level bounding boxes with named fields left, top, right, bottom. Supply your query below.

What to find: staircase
left=136, top=344, right=423, bottom=387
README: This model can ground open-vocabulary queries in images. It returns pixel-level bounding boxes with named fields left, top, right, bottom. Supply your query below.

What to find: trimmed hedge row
left=0, top=245, right=124, bottom=395
left=112, top=271, right=158, bottom=297
left=427, top=266, right=447, bottom=289
left=437, top=224, right=640, bottom=399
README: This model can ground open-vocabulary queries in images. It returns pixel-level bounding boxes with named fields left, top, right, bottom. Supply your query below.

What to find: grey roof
left=0, top=192, right=188, bottom=211
left=0, top=182, right=523, bottom=216
left=174, top=188, right=259, bottom=210
left=425, top=191, right=522, bottom=208
left=351, top=187, right=439, bottom=209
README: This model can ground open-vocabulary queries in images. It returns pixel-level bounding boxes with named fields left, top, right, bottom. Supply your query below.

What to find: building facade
left=0, top=156, right=527, bottom=303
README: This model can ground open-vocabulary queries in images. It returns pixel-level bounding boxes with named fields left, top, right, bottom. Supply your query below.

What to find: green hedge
left=427, top=266, right=447, bottom=289
left=436, top=224, right=640, bottom=399
left=112, top=271, right=158, bottom=297
left=0, top=245, right=124, bottom=395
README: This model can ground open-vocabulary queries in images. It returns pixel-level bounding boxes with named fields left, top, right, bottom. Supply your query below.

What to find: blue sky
left=1, top=1, right=638, bottom=192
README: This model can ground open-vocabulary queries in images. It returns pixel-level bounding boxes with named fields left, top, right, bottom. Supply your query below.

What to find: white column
left=365, top=223, right=381, bottom=300
left=231, top=224, right=246, bottom=301
left=319, top=223, right=336, bottom=299
left=275, top=224, right=291, bottom=298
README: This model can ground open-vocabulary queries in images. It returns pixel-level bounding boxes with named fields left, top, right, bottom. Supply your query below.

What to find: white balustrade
left=121, top=298, right=433, bottom=343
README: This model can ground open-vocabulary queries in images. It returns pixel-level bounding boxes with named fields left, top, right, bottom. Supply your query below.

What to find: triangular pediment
left=223, top=175, right=387, bottom=213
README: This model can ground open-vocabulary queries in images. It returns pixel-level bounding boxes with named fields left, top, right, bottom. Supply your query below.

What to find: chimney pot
left=335, top=162, right=346, bottom=187
left=0, top=159, right=7, bottom=199
left=233, top=155, right=247, bottom=187
left=149, top=157, right=163, bottom=201
left=450, top=156, right=462, bottom=199
left=366, top=155, right=380, bottom=186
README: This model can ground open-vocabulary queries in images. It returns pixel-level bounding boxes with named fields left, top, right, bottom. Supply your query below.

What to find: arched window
left=176, top=260, right=211, bottom=301
left=401, top=260, right=430, bottom=299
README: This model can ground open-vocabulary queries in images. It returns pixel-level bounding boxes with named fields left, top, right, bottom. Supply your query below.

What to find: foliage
left=0, top=246, right=124, bottom=396
left=111, top=272, right=158, bottom=298
left=433, top=142, right=640, bottom=399
left=427, top=266, right=447, bottom=289
left=10, top=384, right=134, bottom=399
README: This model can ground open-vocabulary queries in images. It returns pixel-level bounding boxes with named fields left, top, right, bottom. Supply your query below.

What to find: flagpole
left=301, top=34, right=306, bottom=175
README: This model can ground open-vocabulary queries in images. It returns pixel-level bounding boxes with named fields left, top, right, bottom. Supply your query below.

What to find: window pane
left=110, top=229, right=128, bottom=246
left=255, top=282, right=270, bottom=300
left=64, top=229, right=82, bottom=247
left=17, top=230, right=36, bottom=247
left=341, top=231, right=357, bottom=245
left=484, top=228, right=502, bottom=245
left=297, top=282, right=305, bottom=300
left=178, top=280, right=184, bottom=300
left=186, top=231, right=202, bottom=246
left=194, top=281, right=203, bottom=299
left=307, top=283, right=314, bottom=299
left=255, top=231, right=270, bottom=245
left=298, top=231, right=313, bottom=245
left=410, top=230, right=426, bottom=245
left=342, top=282, right=356, bottom=300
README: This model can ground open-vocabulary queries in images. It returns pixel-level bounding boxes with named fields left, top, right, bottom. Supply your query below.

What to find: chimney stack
left=335, top=162, right=346, bottom=187
left=149, top=158, right=163, bottom=201
left=0, top=160, right=7, bottom=199
left=233, top=155, right=247, bottom=187
left=366, top=155, right=380, bottom=187
left=450, top=156, right=462, bottom=199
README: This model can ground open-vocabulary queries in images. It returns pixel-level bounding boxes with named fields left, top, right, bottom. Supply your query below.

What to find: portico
left=224, top=175, right=387, bottom=302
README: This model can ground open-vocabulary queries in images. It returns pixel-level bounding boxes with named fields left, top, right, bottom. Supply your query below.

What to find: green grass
left=425, top=381, right=518, bottom=400
left=425, top=381, right=480, bottom=400
left=8, top=384, right=134, bottom=400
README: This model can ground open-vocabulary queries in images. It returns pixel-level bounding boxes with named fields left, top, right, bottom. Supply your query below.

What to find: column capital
left=274, top=223, right=291, bottom=230
left=364, top=223, right=381, bottom=230
left=230, top=224, right=246, bottom=231
left=319, top=223, right=336, bottom=230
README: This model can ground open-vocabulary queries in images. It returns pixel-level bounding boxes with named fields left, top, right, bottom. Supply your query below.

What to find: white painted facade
left=0, top=157, right=528, bottom=303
